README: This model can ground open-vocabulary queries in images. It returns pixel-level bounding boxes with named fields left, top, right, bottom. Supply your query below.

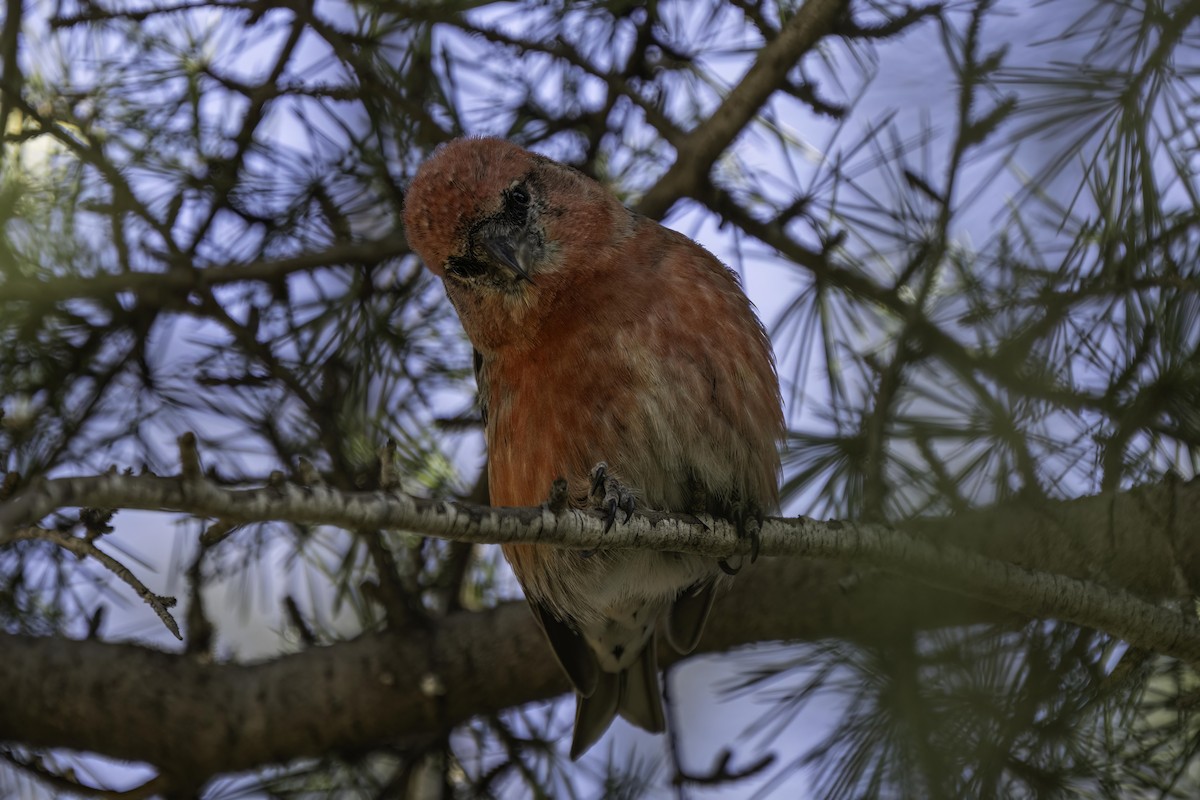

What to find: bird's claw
left=589, top=461, right=636, bottom=533
left=717, top=502, right=763, bottom=575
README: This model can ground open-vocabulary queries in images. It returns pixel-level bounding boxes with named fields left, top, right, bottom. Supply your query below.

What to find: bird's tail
left=570, top=641, right=665, bottom=760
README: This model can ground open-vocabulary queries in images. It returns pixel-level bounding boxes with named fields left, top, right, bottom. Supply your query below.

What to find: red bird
left=404, top=137, right=783, bottom=759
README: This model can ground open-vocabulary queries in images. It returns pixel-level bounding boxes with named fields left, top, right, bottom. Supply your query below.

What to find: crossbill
left=404, top=137, right=783, bottom=759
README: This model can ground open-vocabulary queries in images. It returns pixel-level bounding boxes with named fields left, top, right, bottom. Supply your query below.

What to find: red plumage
left=405, top=137, right=783, bottom=758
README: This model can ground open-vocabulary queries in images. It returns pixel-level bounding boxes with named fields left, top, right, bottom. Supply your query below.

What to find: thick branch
left=0, top=558, right=1008, bottom=782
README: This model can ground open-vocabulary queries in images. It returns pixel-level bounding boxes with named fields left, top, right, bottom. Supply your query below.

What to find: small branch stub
left=178, top=432, right=202, bottom=481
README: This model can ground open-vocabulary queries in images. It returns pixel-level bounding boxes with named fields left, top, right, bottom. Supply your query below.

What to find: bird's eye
left=509, top=185, right=530, bottom=206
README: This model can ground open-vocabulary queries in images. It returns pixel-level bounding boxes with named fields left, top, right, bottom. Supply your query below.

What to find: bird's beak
left=482, top=232, right=537, bottom=285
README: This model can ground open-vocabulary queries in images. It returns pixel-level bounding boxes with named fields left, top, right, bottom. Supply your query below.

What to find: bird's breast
left=485, top=339, right=640, bottom=508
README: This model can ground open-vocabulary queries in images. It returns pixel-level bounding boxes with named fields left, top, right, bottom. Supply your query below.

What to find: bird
left=403, top=137, right=783, bottom=759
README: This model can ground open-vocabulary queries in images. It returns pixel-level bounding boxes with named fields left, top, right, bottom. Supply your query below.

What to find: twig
left=635, top=0, right=848, bottom=219
left=7, top=525, right=181, bottom=640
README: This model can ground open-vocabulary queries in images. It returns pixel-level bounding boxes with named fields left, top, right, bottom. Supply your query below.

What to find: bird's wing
left=531, top=599, right=600, bottom=697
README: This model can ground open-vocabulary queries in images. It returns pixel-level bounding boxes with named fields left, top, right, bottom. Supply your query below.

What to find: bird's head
left=404, top=137, right=630, bottom=352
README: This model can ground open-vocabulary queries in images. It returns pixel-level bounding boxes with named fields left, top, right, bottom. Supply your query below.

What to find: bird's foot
left=589, top=461, right=636, bottom=533
left=718, top=499, right=763, bottom=576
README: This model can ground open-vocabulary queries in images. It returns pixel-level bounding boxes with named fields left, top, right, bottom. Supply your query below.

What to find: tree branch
left=635, top=0, right=848, bottom=219
left=8, top=526, right=181, bottom=640
left=0, top=234, right=411, bottom=305
left=0, top=557, right=1013, bottom=783
left=3, top=473, right=1200, bottom=662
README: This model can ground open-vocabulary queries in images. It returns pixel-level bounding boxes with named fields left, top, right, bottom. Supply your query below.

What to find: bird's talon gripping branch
left=589, top=461, right=636, bottom=533
left=589, top=461, right=608, bottom=499
left=745, top=510, right=763, bottom=563
left=717, top=559, right=741, bottom=576
left=718, top=505, right=763, bottom=574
